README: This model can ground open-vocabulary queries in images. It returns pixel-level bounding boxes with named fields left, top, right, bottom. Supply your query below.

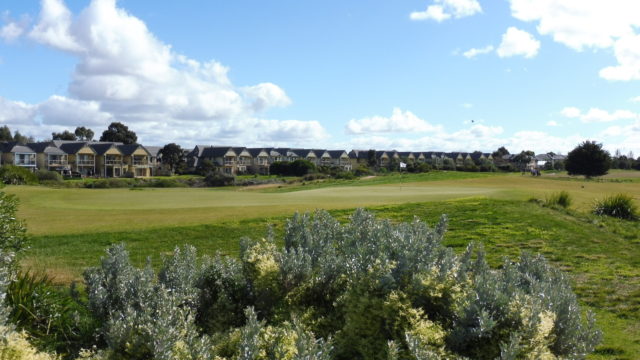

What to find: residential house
left=118, top=144, right=152, bottom=177
left=327, top=150, right=352, bottom=171
left=1, top=142, right=37, bottom=169
left=144, top=146, right=163, bottom=176
left=397, top=151, right=416, bottom=164
left=247, top=148, right=271, bottom=175
left=56, top=141, right=97, bottom=176
left=91, top=143, right=125, bottom=178
left=28, top=142, right=69, bottom=172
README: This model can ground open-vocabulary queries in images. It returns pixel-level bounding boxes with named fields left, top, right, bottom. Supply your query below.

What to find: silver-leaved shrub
left=50, top=209, right=601, bottom=359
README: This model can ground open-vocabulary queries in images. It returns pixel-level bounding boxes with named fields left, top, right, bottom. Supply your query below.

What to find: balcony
left=15, top=161, right=36, bottom=166
left=48, top=160, right=68, bottom=167
left=105, top=160, right=122, bottom=165
left=133, top=160, right=149, bottom=166
left=77, top=160, right=95, bottom=166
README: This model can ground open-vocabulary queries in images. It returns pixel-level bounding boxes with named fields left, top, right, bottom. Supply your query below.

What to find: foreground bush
left=0, top=165, right=38, bottom=185
left=77, top=210, right=600, bottom=359
left=593, top=193, right=639, bottom=220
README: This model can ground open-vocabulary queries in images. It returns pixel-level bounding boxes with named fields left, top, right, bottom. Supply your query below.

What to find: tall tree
left=75, top=126, right=94, bottom=141
left=492, top=146, right=510, bottom=158
left=99, top=122, right=137, bottom=144
left=159, top=143, right=185, bottom=174
left=0, top=126, right=13, bottom=142
left=12, top=131, right=32, bottom=144
left=52, top=130, right=77, bottom=141
left=565, top=141, right=611, bottom=178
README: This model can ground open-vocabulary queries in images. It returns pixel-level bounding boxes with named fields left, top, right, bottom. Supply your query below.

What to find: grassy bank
left=20, top=197, right=640, bottom=358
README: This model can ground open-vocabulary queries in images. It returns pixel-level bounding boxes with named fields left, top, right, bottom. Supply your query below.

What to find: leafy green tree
left=159, top=143, right=185, bottom=174
left=0, top=126, right=13, bottom=142
left=12, top=131, right=32, bottom=144
left=99, top=122, right=137, bottom=144
left=565, top=141, right=611, bottom=178
left=367, top=149, right=377, bottom=167
left=74, top=126, right=94, bottom=141
left=492, top=146, right=510, bottom=158
left=51, top=130, right=77, bottom=140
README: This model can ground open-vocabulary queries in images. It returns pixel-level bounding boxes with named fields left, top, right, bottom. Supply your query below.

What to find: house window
left=15, top=153, right=36, bottom=166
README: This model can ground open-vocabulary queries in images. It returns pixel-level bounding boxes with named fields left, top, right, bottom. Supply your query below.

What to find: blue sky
left=1, top=0, right=639, bottom=155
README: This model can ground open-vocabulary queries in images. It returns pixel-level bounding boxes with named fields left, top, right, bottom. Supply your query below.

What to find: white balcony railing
left=77, top=160, right=95, bottom=166
left=133, top=161, right=149, bottom=166
left=105, top=160, right=122, bottom=165
left=15, top=161, right=36, bottom=166
left=48, top=160, right=68, bottom=166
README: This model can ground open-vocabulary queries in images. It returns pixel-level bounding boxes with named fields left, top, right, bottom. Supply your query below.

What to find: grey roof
left=295, top=149, right=315, bottom=158
left=348, top=150, right=370, bottom=160
left=1, top=141, right=35, bottom=153
left=117, top=144, right=149, bottom=156
left=247, top=148, right=269, bottom=157
left=397, top=151, right=414, bottom=158
left=144, top=146, right=162, bottom=157
left=59, top=142, right=94, bottom=155
left=327, top=150, right=347, bottom=158
left=27, top=142, right=66, bottom=155
left=90, top=143, right=119, bottom=155
left=469, top=152, right=484, bottom=161
left=201, top=146, right=234, bottom=158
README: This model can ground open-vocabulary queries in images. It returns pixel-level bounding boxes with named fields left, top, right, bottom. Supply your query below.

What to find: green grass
left=20, top=197, right=640, bottom=359
left=7, top=171, right=639, bottom=235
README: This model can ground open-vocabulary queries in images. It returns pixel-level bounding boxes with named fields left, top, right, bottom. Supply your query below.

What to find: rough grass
left=19, top=197, right=640, bottom=359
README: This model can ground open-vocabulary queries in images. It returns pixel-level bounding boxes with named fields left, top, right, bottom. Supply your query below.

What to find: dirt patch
left=361, top=176, right=377, bottom=180
left=238, top=183, right=284, bottom=191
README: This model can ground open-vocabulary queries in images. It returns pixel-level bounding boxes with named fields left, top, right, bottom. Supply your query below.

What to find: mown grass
left=7, top=171, right=640, bottom=235
left=21, top=197, right=640, bottom=359
left=259, top=170, right=502, bottom=192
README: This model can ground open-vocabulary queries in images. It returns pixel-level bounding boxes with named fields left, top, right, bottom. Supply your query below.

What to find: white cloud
left=546, top=120, right=559, bottom=126
left=0, top=96, right=37, bottom=125
left=0, top=0, right=329, bottom=147
left=561, top=107, right=640, bottom=123
left=37, top=95, right=113, bottom=126
left=410, top=0, right=481, bottom=22
left=630, top=96, right=640, bottom=103
left=346, top=108, right=442, bottom=134
left=463, top=45, right=494, bottom=59
left=560, top=107, right=581, bottom=118
left=496, top=27, right=540, bottom=58
left=509, top=0, right=640, bottom=81
left=461, top=103, right=473, bottom=108
left=1, top=21, right=24, bottom=41
left=599, top=34, right=640, bottom=81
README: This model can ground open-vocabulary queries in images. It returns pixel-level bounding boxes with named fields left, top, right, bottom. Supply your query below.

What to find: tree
left=492, top=146, right=510, bottom=158
left=51, top=130, right=77, bottom=141
left=0, top=126, right=12, bottom=142
left=12, top=131, right=33, bottom=144
left=99, top=122, right=137, bottom=144
left=367, top=149, right=377, bottom=167
left=159, top=143, right=185, bottom=174
left=74, top=126, right=94, bottom=141
left=565, top=141, right=611, bottom=178
left=513, top=150, right=535, bottom=171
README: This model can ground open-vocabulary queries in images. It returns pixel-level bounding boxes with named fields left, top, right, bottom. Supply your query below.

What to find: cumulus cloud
left=410, top=0, right=482, bottom=22
left=0, top=10, right=30, bottom=42
left=631, top=96, right=640, bottom=103
left=546, top=120, right=559, bottom=127
left=463, top=45, right=494, bottom=59
left=509, top=0, right=640, bottom=80
left=345, top=108, right=442, bottom=134
left=496, top=27, right=540, bottom=58
left=0, top=97, right=37, bottom=125
left=561, top=107, right=640, bottom=123
left=0, top=0, right=329, bottom=147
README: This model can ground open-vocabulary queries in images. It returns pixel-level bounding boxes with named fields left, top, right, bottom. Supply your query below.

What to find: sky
left=0, top=0, right=639, bottom=155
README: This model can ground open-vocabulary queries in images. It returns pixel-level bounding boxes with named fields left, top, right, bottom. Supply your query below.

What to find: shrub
left=84, top=178, right=133, bottom=189
left=545, top=191, right=572, bottom=208
left=270, top=160, right=316, bottom=177
left=334, top=171, right=356, bottom=180
left=35, top=170, right=63, bottom=183
left=145, top=178, right=185, bottom=188
left=204, top=172, right=235, bottom=187
left=593, top=193, right=639, bottom=220
left=7, top=272, right=97, bottom=356
left=79, top=210, right=600, bottom=359
left=354, top=164, right=372, bottom=176
left=0, top=166, right=38, bottom=185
